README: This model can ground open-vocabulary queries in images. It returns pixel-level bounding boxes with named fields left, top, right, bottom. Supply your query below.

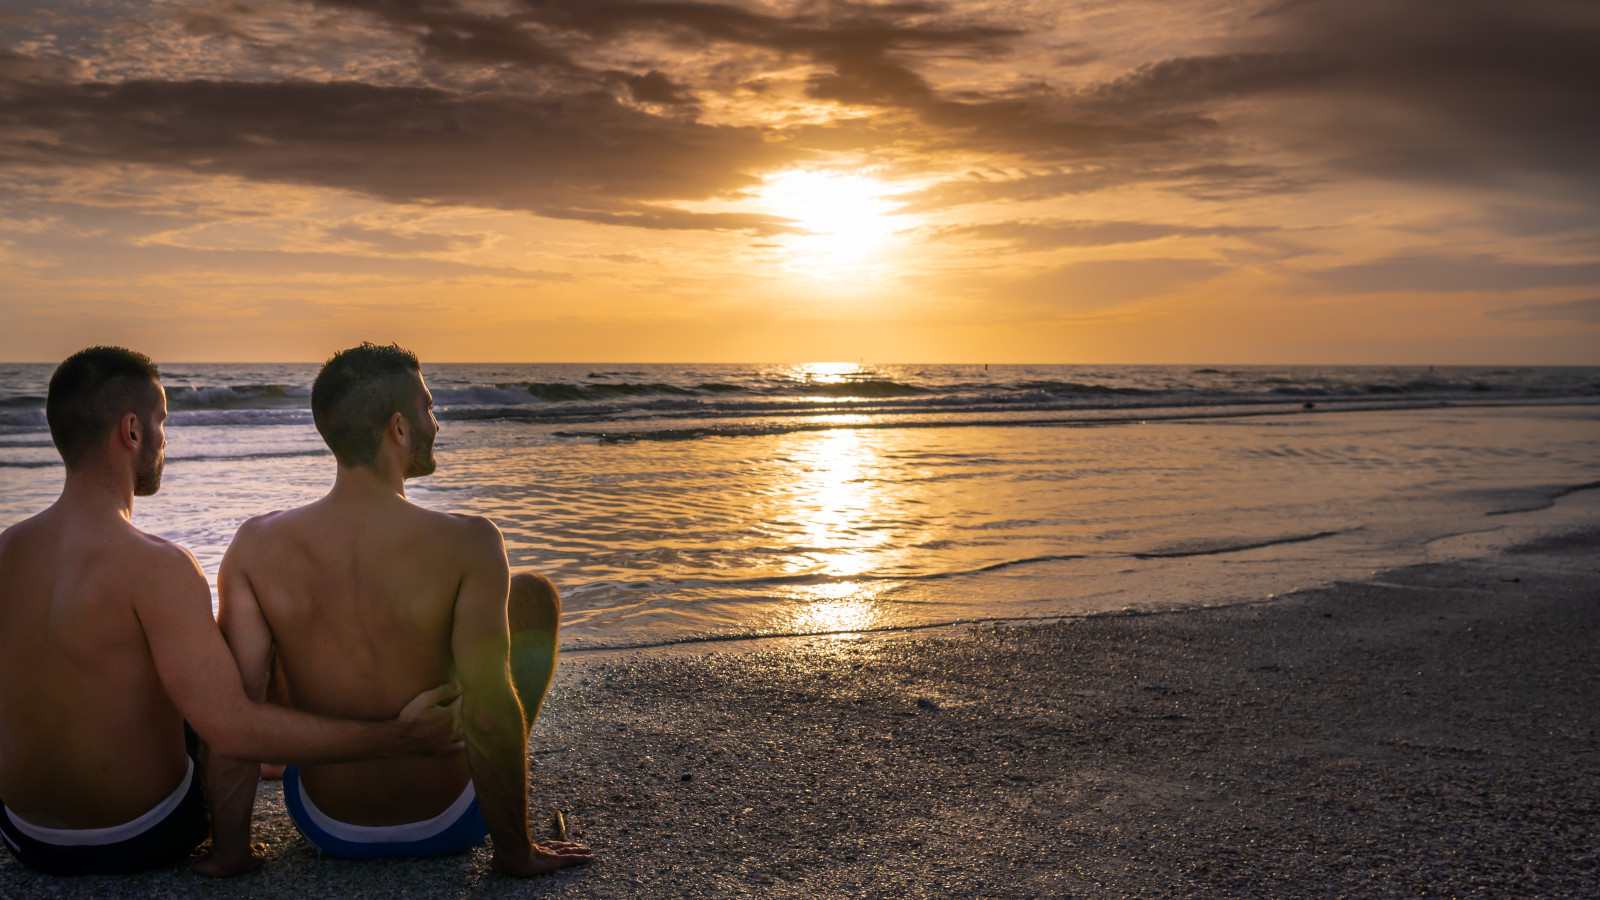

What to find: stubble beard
left=406, top=429, right=437, bottom=479
left=133, top=444, right=164, bottom=496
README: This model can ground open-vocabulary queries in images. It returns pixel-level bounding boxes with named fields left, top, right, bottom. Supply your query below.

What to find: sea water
left=2, top=363, right=1597, bottom=649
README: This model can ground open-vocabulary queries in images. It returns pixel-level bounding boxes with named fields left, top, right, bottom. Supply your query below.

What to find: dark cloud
left=1104, top=1, right=1600, bottom=197
left=624, top=70, right=695, bottom=106
left=1489, top=297, right=1600, bottom=324
left=2, top=230, right=565, bottom=282
left=883, top=1, right=1598, bottom=211
left=311, top=0, right=1018, bottom=110
left=3, top=0, right=1597, bottom=237
left=1310, top=254, right=1600, bottom=295
left=0, top=68, right=797, bottom=231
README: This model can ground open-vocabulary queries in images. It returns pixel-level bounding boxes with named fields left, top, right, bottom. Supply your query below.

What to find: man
left=202, top=343, right=591, bottom=877
left=0, top=347, right=462, bottom=877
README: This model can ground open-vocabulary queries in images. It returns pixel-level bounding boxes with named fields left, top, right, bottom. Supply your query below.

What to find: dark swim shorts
left=0, top=756, right=207, bottom=876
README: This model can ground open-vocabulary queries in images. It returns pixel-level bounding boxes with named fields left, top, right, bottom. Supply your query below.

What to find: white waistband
left=297, top=776, right=476, bottom=844
left=4, top=757, right=193, bottom=847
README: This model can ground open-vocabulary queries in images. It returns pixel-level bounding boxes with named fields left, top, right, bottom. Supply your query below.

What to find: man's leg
left=508, top=572, right=560, bottom=725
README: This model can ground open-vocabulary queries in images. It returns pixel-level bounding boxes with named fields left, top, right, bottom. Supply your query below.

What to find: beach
left=4, top=524, right=1595, bottom=897
left=7, top=0, right=1599, bottom=890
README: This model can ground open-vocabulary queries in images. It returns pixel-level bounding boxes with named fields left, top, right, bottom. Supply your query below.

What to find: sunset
left=2, top=0, right=1597, bottom=362
left=1, top=1, right=1598, bottom=896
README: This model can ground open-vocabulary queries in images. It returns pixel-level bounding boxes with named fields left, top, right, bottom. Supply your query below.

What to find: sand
left=4, top=528, right=1597, bottom=898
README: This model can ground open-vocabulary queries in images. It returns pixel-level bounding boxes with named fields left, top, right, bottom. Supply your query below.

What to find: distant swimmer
left=202, top=343, right=591, bottom=877
left=0, top=347, right=460, bottom=877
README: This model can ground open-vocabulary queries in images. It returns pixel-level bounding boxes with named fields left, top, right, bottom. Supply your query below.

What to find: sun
left=757, top=170, right=901, bottom=275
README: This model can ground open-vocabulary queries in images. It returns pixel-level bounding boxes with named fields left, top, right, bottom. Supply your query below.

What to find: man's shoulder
left=0, top=509, right=50, bottom=554
left=226, top=507, right=315, bottom=563
left=409, top=510, right=504, bottom=568
left=126, top=530, right=205, bottom=579
left=231, top=507, right=299, bottom=542
left=436, top=511, right=504, bottom=551
left=112, top=531, right=209, bottom=608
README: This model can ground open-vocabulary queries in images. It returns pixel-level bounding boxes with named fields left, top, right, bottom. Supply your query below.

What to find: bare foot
left=193, top=847, right=265, bottom=878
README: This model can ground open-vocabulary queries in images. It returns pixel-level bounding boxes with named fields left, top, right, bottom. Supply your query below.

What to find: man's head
left=46, top=346, right=166, bottom=495
left=311, top=342, right=437, bottom=477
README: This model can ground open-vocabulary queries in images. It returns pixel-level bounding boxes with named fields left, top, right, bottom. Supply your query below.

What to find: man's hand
left=192, top=845, right=266, bottom=878
left=396, top=682, right=464, bottom=756
left=491, top=841, right=594, bottom=877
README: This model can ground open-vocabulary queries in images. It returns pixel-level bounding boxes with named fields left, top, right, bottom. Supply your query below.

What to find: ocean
left=2, top=363, right=1597, bottom=650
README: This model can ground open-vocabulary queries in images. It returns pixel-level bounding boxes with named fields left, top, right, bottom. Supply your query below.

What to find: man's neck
left=330, top=463, right=408, bottom=503
left=58, top=465, right=135, bottom=522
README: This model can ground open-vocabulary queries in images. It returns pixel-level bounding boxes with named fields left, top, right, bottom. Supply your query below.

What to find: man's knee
left=509, top=572, right=560, bottom=634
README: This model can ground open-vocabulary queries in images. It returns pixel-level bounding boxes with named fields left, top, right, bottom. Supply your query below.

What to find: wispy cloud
left=1490, top=297, right=1600, bottom=323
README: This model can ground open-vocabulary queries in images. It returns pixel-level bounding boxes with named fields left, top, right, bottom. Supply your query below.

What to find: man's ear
left=120, top=411, right=142, bottom=451
left=389, top=410, right=409, bottom=445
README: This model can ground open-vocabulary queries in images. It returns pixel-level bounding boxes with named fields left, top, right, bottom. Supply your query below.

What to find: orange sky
left=1, top=0, right=1597, bottom=363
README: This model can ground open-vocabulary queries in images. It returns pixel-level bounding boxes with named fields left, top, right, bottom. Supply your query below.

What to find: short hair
left=311, top=342, right=423, bottom=467
left=46, top=346, right=161, bottom=468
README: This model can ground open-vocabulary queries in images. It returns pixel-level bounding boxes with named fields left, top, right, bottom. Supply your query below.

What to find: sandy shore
left=4, top=528, right=1597, bottom=897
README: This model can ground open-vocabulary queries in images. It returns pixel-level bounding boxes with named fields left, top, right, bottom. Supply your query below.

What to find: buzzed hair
left=311, top=342, right=423, bottom=468
left=46, top=346, right=162, bottom=469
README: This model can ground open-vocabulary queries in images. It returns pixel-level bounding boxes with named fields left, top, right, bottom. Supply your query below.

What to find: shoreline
left=3, top=527, right=1598, bottom=896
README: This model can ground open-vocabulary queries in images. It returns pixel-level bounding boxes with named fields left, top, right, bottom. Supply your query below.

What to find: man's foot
left=492, top=841, right=594, bottom=877
left=193, top=846, right=266, bottom=878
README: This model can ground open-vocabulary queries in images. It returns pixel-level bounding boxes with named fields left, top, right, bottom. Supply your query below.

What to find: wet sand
left=4, top=528, right=1597, bottom=897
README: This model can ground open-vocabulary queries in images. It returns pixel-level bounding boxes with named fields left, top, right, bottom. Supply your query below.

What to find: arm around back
left=133, top=540, right=457, bottom=764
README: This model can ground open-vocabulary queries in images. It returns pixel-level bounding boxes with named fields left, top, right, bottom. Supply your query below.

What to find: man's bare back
left=0, top=510, right=199, bottom=827
left=204, top=344, right=589, bottom=877
left=224, top=494, right=492, bottom=824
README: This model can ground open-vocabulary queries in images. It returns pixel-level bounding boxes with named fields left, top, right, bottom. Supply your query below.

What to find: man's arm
left=450, top=518, right=538, bottom=872
left=450, top=518, right=591, bottom=876
left=132, top=542, right=460, bottom=765
left=195, top=534, right=273, bottom=876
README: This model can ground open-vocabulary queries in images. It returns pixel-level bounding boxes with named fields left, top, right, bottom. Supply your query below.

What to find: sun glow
left=757, top=170, right=902, bottom=276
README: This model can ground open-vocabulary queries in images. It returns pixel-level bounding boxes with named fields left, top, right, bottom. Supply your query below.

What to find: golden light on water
left=781, top=425, right=894, bottom=633
left=788, top=588, right=884, bottom=635
left=757, top=170, right=904, bottom=277
left=795, top=360, right=863, bottom=383
left=795, top=428, right=882, bottom=577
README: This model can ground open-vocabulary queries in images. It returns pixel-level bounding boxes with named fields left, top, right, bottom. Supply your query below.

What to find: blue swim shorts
left=282, top=766, right=488, bottom=860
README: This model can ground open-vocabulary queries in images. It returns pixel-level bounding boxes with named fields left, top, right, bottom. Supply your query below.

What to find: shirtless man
left=202, top=343, right=591, bottom=877
left=0, top=347, right=461, bottom=876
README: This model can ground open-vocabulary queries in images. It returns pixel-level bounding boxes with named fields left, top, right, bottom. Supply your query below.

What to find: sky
left=1, top=0, right=1598, bottom=364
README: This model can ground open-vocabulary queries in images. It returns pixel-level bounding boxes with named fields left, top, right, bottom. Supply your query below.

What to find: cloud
left=1489, top=297, right=1600, bottom=323
left=0, top=68, right=798, bottom=231
left=3, top=0, right=1597, bottom=240
left=323, top=223, right=481, bottom=255
left=1007, top=257, right=1227, bottom=309
left=1310, top=254, right=1600, bottom=294
left=900, top=1, right=1600, bottom=210
left=2, top=228, right=564, bottom=283
left=1149, top=1, right=1600, bottom=197
left=938, top=218, right=1272, bottom=251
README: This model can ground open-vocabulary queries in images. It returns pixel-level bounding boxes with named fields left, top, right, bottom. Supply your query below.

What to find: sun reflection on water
left=794, top=361, right=863, bottom=384
left=781, top=424, right=895, bottom=633
left=787, top=586, right=885, bottom=635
